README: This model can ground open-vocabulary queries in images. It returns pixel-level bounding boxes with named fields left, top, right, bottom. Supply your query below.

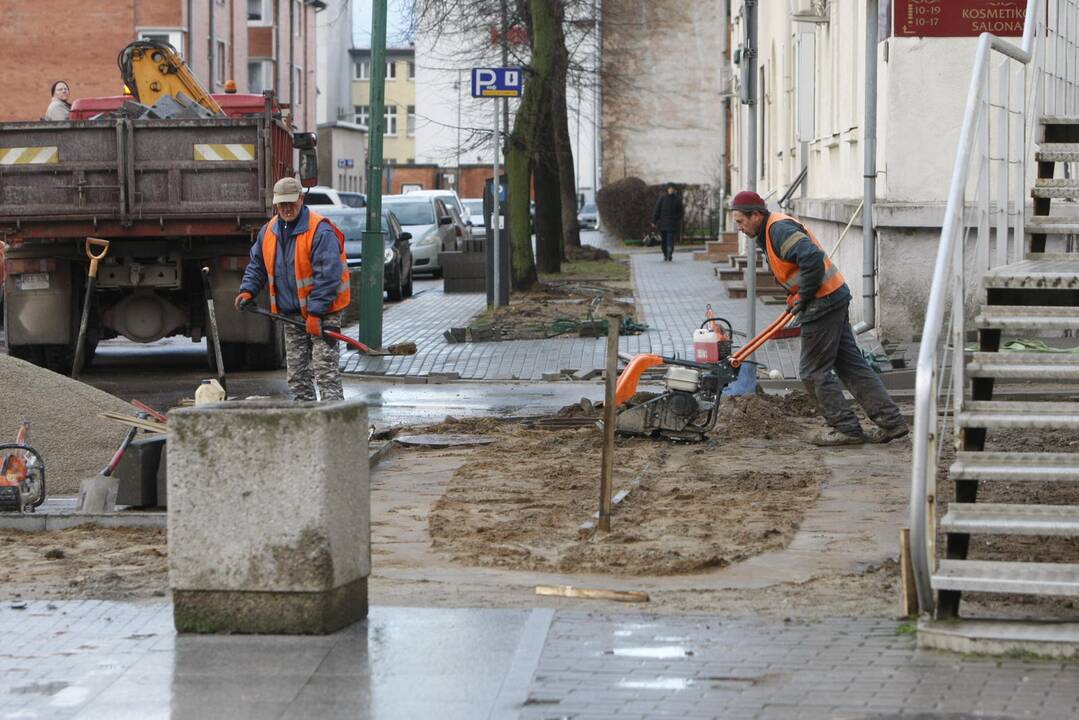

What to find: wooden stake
left=598, top=313, right=621, bottom=531
left=899, top=527, right=919, bottom=617
left=535, top=584, right=650, bottom=603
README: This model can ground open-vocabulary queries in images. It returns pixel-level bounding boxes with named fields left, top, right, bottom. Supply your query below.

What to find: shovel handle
left=240, top=302, right=376, bottom=354
left=85, top=237, right=110, bottom=278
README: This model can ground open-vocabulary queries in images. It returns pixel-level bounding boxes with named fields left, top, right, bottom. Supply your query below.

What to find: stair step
left=1032, top=186, right=1079, bottom=199
left=1035, top=143, right=1079, bottom=162
left=951, top=452, right=1079, bottom=482
left=1041, top=116, right=1079, bottom=125
left=1026, top=252, right=1079, bottom=262
left=982, top=259, right=1079, bottom=289
left=975, top=305, right=1079, bottom=331
left=941, top=503, right=1079, bottom=536
left=1027, top=215, right=1079, bottom=234
left=967, top=352, right=1079, bottom=380
left=957, top=400, right=1079, bottom=429
left=932, top=559, right=1079, bottom=596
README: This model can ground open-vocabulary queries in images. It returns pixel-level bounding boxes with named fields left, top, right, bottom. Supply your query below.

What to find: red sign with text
left=894, top=0, right=1027, bottom=37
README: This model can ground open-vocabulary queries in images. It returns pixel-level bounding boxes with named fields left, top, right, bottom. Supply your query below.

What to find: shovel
left=71, top=237, right=109, bottom=379
left=201, top=267, right=228, bottom=393
left=239, top=303, right=417, bottom=356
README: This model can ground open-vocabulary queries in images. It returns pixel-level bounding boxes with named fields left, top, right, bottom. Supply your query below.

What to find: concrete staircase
left=920, top=116, right=1079, bottom=654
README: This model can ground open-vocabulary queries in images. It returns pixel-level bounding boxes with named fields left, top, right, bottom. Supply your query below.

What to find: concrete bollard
left=168, top=400, right=369, bottom=634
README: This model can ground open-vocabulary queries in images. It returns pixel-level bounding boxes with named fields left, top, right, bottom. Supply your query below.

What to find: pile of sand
left=0, top=354, right=133, bottom=494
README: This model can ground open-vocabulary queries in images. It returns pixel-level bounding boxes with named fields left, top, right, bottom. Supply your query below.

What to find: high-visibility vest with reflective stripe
left=261, top=210, right=350, bottom=317
left=763, top=212, right=845, bottom=307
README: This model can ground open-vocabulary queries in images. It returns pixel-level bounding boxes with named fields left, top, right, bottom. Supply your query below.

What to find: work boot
left=806, top=428, right=866, bottom=446
left=866, top=423, right=910, bottom=444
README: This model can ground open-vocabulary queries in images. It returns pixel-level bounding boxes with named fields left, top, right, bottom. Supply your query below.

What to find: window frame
left=354, top=105, right=370, bottom=127
left=385, top=105, right=398, bottom=136
left=407, top=105, right=416, bottom=136
left=353, top=59, right=369, bottom=81
left=136, top=28, right=185, bottom=56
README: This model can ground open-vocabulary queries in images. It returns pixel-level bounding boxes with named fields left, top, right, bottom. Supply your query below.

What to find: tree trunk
left=533, top=106, right=562, bottom=273
left=549, top=1, right=580, bottom=251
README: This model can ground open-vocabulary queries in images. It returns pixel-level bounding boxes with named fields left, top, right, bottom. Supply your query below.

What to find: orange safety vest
left=261, top=210, right=350, bottom=317
left=764, top=212, right=845, bottom=307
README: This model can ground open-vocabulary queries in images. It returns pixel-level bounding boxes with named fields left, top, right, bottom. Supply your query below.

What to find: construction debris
left=535, top=585, right=650, bottom=603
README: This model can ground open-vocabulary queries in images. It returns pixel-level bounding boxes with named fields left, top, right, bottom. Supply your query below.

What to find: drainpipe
left=186, top=0, right=193, bottom=59
left=853, top=0, right=878, bottom=335
left=208, top=0, right=215, bottom=90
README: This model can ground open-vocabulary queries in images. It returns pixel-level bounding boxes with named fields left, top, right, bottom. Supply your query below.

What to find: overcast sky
left=352, top=0, right=413, bottom=48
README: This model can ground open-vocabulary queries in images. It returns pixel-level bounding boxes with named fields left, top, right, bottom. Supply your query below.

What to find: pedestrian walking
left=651, top=183, right=684, bottom=262
left=44, top=81, right=71, bottom=121
left=235, top=177, right=351, bottom=402
left=730, top=190, right=909, bottom=446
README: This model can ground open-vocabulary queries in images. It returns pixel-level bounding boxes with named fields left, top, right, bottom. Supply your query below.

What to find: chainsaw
left=613, top=311, right=794, bottom=442
left=0, top=422, right=46, bottom=512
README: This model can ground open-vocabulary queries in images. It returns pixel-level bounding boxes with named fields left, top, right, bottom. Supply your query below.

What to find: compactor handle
left=730, top=312, right=794, bottom=368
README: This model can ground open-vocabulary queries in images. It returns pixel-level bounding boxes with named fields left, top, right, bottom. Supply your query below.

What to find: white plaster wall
left=317, top=0, right=354, bottom=124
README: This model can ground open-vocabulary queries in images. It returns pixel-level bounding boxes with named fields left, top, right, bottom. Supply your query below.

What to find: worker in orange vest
left=235, top=177, right=350, bottom=401
left=731, top=190, right=907, bottom=446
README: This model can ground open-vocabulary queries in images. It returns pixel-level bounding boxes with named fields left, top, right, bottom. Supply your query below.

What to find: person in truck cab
left=234, top=177, right=350, bottom=402
left=44, top=81, right=71, bottom=121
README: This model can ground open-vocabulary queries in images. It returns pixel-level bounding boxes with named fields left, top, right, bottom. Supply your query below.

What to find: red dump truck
left=0, top=90, right=317, bottom=372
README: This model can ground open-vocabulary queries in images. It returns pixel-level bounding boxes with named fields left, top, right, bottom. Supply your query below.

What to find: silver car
left=383, top=195, right=461, bottom=277
left=462, top=198, right=486, bottom=238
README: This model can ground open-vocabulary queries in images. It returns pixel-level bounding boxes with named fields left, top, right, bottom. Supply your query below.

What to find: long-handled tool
left=71, top=237, right=109, bottom=379
left=201, top=266, right=228, bottom=393
left=240, top=303, right=418, bottom=356
left=729, top=311, right=794, bottom=368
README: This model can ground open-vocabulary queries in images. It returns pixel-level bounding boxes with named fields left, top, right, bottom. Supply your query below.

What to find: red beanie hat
left=731, top=190, right=767, bottom=212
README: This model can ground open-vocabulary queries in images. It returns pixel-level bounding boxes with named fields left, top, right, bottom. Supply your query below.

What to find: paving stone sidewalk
left=2, top=601, right=1075, bottom=719
left=340, top=247, right=802, bottom=380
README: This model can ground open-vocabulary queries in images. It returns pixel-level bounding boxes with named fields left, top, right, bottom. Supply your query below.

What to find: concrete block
left=115, top=436, right=165, bottom=507
left=156, top=441, right=168, bottom=507
left=168, top=399, right=370, bottom=634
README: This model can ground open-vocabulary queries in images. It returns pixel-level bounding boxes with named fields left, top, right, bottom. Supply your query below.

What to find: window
left=408, top=61, right=415, bottom=79
left=294, top=0, right=303, bottom=36
left=354, top=105, right=369, bottom=127
left=137, top=29, right=184, bottom=56
left=386, top=61, right=397, bottom=80
left=247, top=0, right=264, bottom=21
left=407, top=105, right=416, bottom=136
left=385, top=106, right=398, bottom=136
left=386, top=158, right=397, bottom=165
left=248, top=60, right=271, bottom=93
left=406, top=158, right=415, bottom=164
left=353, top=60, right=369, bottom=80
left=294, top=66, right=303, bottom=103
left=215, top=40, right=227, bottom=86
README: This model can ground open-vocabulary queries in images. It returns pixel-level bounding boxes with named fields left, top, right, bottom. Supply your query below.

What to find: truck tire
left=245, top=323, right=285, bottom=371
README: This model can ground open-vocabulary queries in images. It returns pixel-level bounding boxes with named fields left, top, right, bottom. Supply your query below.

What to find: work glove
left=234, top=291, right=253, bottom=311
left=789, top=297, right=809, bottom=316
left=305, top=314, right=323, bottom=338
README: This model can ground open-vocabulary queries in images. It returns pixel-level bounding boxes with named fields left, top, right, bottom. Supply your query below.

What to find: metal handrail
left=909, top=0, right=1049, bottom=614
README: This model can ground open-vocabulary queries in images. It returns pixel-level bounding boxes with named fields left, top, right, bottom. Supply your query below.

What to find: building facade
left=599, top=0, right=728, bottom=188
left=727, top=1, right=1039, bottom=343
left=350, top=47, right=417, bottom=165
left=1, top=0, right=318, bottom=130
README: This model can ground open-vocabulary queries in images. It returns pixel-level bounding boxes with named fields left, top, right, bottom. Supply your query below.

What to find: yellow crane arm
left=117, top=41, right=224, bottom=116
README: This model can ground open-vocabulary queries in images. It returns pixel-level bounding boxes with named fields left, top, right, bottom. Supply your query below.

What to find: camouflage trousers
left=283, top=311, right=344, bottom=402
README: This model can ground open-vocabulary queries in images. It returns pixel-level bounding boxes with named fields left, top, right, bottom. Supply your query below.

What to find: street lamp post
left=361, top=0, right=388, bottom=348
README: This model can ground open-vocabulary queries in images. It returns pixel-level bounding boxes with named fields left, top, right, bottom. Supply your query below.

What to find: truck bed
left=0, top=116, right=292, bottom=238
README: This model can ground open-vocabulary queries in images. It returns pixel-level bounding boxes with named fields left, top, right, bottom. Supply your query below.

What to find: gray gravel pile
left=0, top=355, right=133, bottom=494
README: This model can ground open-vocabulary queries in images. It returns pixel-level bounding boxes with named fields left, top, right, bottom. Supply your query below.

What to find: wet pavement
left=340, top=234, right=805, bottom=380
left=2, top=601, right=1076, bottom=719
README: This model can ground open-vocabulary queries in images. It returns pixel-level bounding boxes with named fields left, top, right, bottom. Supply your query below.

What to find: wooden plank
left=899, top=527, right=920, bottom=617
left=98, top=412, right=168, bottom=434
left=535, top=585, right=650, bottom=603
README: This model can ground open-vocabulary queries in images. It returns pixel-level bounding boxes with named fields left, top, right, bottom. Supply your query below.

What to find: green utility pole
left=360, top=0, right=389, bottom=347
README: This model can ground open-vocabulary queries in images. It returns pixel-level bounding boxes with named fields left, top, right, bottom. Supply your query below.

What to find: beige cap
left=272, top=176, right=303, bottom=204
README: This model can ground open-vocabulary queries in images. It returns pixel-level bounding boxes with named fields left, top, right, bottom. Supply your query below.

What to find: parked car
left=461, top=198, right=486, bottom=238
left=316, top=206, right=413, bottom=301
left=577, top=202, right=599, bottom=230
left=383, top=194, right=465, bottom=277
left=304, top=185, right=366, bottom=208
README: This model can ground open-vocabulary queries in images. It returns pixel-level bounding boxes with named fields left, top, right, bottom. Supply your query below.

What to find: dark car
left=317, top=207, right=414, bottom=301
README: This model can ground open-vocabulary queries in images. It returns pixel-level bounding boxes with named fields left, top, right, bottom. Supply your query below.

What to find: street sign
left=893, top=0, right=1028, bottom=38
left=471, top=67, right=524, bottom=98
left=337, top=158, right=354, bottom=168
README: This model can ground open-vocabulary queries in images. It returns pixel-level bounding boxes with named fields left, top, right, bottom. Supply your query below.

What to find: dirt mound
left=0, top=526, right=167, bottom=601
left=0, top=354, right=132, bottom=494
left=714, top=392, right=818, bottom=440
left=565, top=245, right=611, bottom=261
left=427, top=423, right=824, bottom=576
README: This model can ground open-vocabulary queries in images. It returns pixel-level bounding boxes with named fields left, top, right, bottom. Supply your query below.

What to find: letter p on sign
left=471, top=67, right=525, bottom=98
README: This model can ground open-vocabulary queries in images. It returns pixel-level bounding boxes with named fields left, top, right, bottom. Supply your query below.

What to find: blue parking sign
left=471, top=67, right=525, bottom=98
